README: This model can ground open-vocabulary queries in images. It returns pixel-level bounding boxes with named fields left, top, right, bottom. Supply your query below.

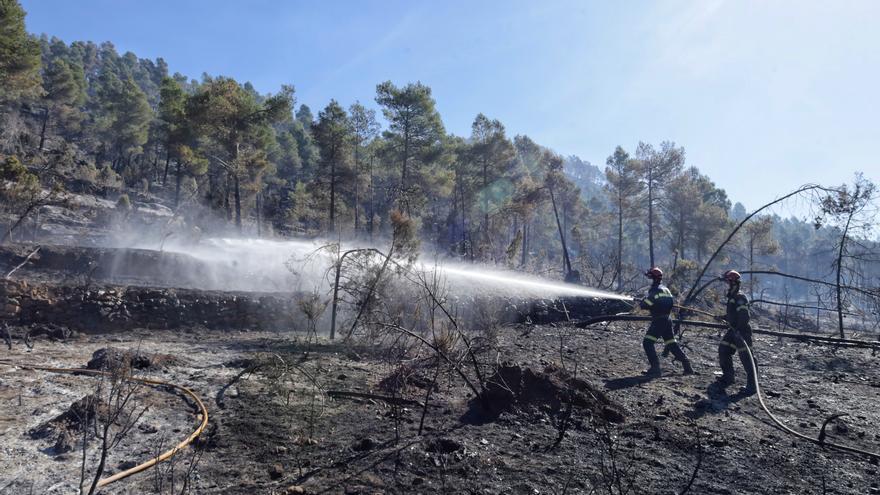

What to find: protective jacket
left=725, top=292, right=751, bottom=332
left=640, top=283, right=674, bottom=318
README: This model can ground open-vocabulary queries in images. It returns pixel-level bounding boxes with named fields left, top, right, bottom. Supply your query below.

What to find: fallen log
left=326, top=390, right=424, bottom=407
left=574, top=314, right=880, bottom=351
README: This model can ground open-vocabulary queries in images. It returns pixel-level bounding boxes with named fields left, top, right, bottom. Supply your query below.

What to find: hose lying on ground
left=737, top=340, right=880, bottom=462
left=574, top=316, right=880, bottom=462
left=0, top=361, right=208, bottom=488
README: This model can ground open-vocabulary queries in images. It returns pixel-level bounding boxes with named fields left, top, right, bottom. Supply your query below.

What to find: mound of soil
left=378, top=364, right=435, bottom=393
left=86, top=347, right=179, bottom=371
left=478, top=362, right=626, bottom=423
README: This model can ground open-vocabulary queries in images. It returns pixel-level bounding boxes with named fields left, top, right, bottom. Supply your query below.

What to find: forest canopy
left=1, top=0, right=877, bottom=305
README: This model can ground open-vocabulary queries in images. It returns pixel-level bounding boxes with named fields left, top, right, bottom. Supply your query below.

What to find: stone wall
left=0, top=279, right=300, bottom=332
left=0, top=244, right=215, bottom=288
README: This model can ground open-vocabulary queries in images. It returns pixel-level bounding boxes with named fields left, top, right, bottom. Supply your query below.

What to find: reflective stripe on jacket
left=640, top=283, right=674, bottom=317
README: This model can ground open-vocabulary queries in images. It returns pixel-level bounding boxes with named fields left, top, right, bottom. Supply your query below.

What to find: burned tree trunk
left=548, top=184, right=572, bottom=278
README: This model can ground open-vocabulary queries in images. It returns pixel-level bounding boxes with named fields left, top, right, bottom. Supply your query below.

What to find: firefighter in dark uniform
left=717, top=269, right=757, bottom=394
left=639, top=267, right=694, bottom=376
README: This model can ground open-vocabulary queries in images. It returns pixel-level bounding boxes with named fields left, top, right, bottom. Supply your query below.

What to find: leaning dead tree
left=326, top=210, right=420, bottom=340
left=329, top=246, right=385, bottom=340
left=0, top=156, right=66, bottom=245
left=673, top=184, right=850, bottom=339
left=678, top=179, right=879, bottom=339
left=681, top=184, right=826, bottom=309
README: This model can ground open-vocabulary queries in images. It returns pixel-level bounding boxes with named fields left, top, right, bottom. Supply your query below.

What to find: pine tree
left=0, top=0, right=41, bottom=104
left=349, top=101, right=379, bottom=233
left=114, top=76, right=152, bottom=168
left=605, top=146, right=643, bottom=290
left=157, top=76, right=187, bottom=187
left=188, top=77, right=292, bottom=230
left=741, top=216, right=779, bottom=300
left=313, top=100, right=353, bottom=234
left=92, top=67, right=152, bottom=170
left=39, top=58, right=86, bottom=150
left=468, top=113, right=515, bottom=241
left=636, top=141, right=684, bottom=267
left=375, top=81, right=445, bottom=215
left=663, top=171, right=702, bottom=262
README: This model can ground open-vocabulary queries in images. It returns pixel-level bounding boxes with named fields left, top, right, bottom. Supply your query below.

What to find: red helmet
left=723, top=270, right=741, bottom=283
left=645, top=267, right=663, bottom=279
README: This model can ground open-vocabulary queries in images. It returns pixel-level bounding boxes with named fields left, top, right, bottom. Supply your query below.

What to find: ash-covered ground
left=1, top=318, right=879, bottom=494
left=0, top=225, right=878, bottom=494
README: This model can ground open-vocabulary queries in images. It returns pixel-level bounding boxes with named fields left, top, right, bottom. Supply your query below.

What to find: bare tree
left=815, top=174, right=876, bottom=337
left=77, top=369, right=147, bottom=495
left=151, top=433, right=204, bottom=495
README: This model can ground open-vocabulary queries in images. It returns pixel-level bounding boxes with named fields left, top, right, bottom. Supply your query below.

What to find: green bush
left=115, top=193, right=131, bottom=211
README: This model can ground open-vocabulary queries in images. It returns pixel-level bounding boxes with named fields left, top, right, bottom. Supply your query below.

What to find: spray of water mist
left=122, top=236, right=633, bottom=302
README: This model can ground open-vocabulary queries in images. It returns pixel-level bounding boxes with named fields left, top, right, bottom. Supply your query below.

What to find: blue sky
left=20, top=0, right=880, bottom=213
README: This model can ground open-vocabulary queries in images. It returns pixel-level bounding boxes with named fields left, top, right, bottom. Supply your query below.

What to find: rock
left=294, top=436, right=318, bottom=446
left=360, top=473, right=384, bottom=487
left=268, top=463, right=284, bottom=480
left=87, top=348, right=178, bottom=371
left=601, top=405, right=626, bottom=423
left=425, top=437, right=462, bottom=454
left=709, top=438, right=728, bottom=448
left=352, top=437, right=377, bottom=452
left=286, top=486, right=305, bottom=494
left=138, top=423, right=159, bottom=434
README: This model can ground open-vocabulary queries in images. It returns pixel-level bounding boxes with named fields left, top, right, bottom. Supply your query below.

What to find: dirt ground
left=1, top=319, right=879, bottom=495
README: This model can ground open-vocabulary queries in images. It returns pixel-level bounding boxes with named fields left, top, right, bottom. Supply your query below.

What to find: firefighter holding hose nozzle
left=639, top=267, right=694, bottom=377
left=717, top=269, right=757, bottom=395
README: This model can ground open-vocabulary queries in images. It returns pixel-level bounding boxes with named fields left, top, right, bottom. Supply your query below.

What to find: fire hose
left=613, top=298, right=880, bottom=350
left=0, top=361, right=208, bottom=488
left=574, top=313, right=880, bottom=462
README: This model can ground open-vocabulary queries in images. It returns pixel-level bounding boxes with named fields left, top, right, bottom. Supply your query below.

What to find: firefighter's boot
left=717, top=352, right=735, bottom=387
left=738, top=350, right=757, bottom=395
left=642, top=340, right=661, bottom=377
left=669, top=344, right=695, bottom=375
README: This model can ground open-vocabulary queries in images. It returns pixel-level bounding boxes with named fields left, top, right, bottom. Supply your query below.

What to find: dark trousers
left=718, top=328, right=756, bottom=388
left=643, top=317, right=691, bottom=371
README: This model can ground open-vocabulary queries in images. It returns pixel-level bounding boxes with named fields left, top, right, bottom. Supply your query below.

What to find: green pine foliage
left=0, top=0, right=41, bottom=103
left=0, top=0, right=876, bottom=301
